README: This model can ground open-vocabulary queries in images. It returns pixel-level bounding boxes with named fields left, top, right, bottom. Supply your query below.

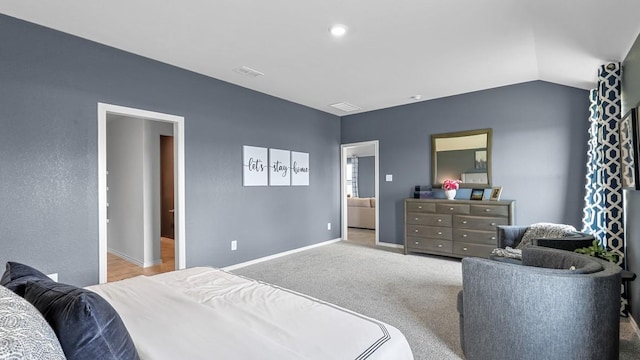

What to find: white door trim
left=98, top=103, right=186, bottom=283
left=340, top=140, right=380, bottom=246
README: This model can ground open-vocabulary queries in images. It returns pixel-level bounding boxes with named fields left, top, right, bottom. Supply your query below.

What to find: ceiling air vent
left=330, top=102, right=361, bottom=112
left=233, top=66, right=264, bottom=78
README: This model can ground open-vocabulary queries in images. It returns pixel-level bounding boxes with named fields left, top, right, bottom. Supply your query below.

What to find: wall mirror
left=431, top=128, right=492, bottom=188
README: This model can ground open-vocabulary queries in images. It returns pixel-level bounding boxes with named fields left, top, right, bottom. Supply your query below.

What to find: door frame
left=340, top=140, right=380, bottom=245
left=98, top=103, right=186, bottom=283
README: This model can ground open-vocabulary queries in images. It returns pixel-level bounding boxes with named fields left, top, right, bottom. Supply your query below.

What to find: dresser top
left=405, top=198, right=514, bottom=206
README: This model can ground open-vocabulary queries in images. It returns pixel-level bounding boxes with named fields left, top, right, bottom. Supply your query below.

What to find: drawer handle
left=415, top=241, right=420, bottom=245
left=418, top=206, right=423, bottom=209
left=437, top=244, right=443, bottom=248
left=491, top=236, right=496, bottom=240
left=437, top=219, right=442, bottom=222
left=462, top=234, right=468, bottom=238
left=463, top=247, right=468, bottom=251
left=462, top=220, right=468, bottom=224
left=415, top=218, right=419, bottom=221
left=485, top=208, right=491, bottom=212
left=449, top=207, right=454, bottom=211
left=490, top=223, right=496, bottom=226
left=415, top=229, right=419, bottom=233
left=437, top=231, right=442, bottom=235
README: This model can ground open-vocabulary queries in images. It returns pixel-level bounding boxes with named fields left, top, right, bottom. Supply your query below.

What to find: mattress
left=87, top=267, right=413, bottom=360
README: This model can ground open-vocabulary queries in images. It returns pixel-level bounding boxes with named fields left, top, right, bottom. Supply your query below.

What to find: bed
left=1, top=261, right=413, bottom=359
left=87, top=267, right=413, bottom=359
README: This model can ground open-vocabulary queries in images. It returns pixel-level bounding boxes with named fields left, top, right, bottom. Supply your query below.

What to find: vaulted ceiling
left=2, top=0, right=640, bottom=116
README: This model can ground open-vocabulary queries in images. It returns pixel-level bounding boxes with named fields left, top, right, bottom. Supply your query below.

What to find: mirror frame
left=431, top=128, right=492, bottom=188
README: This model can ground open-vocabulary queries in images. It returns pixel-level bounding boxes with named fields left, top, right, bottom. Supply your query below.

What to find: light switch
left=386, top=174, right=393, bottom=182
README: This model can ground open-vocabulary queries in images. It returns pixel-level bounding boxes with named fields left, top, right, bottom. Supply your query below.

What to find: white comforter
left=87, top=267, right=413, bottom=360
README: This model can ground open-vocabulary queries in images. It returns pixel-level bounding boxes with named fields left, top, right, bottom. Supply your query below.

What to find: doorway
left=341, top=141, right=379, bottom=247
left=98, top=103, right=186, bottom=284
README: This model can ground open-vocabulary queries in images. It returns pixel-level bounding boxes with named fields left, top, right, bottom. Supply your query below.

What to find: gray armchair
left=497, top=225, right=595, bottom=251
left=457, top=246, right=622, bottom=360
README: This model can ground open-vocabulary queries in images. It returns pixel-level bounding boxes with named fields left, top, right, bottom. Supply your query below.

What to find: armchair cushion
left=522, top=246, right=604, bottom=274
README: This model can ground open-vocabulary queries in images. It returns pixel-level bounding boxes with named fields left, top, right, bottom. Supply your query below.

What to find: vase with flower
left=442, top=179, right=461, bottom=200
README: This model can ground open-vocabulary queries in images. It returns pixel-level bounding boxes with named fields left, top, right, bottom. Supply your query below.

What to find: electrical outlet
left=327, top=222, right=331, bottom=230
left=231, top=240, right=237, bottom=251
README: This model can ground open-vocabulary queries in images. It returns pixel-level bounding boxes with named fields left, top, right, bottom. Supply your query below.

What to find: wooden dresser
left=404, top=198, right=515, bottom=258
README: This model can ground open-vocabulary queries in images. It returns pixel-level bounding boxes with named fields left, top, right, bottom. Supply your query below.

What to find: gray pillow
left=0, top=285, right=66, bottom=359
left=516, top=223, right=577, bottom=249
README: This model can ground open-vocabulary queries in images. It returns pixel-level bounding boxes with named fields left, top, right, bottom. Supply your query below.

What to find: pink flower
left=442, top=179, right=461, bottom=190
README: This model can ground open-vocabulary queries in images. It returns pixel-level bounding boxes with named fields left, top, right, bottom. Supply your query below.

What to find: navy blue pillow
left=24, top=280, right=139, bottom=360
left=0, top=261, right=52, bottom=297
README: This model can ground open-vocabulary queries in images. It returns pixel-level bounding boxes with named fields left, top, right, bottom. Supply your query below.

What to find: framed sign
left=291, top=151, right=309, bottom=186
left=243, top=146, right=268, bottom=186
left=269, top=148, right=290, bottom=186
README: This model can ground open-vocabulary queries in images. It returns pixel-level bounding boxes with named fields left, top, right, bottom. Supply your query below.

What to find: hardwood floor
left=107, top=237, right=175, bottom=282
left=347, top=227, right=376, bottom=247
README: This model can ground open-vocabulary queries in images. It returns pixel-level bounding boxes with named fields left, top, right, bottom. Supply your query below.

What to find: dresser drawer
left=452, top=229, right=497, bottom=246
left=453, top=242, right=494, bottom=258
left=406, top=236, right=452, bottom=253
left=406, top=202, right=436, bottom=213
left=407, top=213, right=452, bottom=227
left=436, top=203, right=470, bottom=215
left=470, top=204, right=509, bottom=217
left=407, top=225, right=452, bottom=240
left=453, top=215, right=509, bottom=231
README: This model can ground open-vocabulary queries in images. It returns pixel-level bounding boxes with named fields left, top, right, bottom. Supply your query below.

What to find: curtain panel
left=351, top=155, right=359, bottom=198
left=581, top=62, right=627, bottom=314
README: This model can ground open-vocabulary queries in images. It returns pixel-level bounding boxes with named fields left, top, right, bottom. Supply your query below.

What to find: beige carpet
left=232, top=241, right=640, bottom=360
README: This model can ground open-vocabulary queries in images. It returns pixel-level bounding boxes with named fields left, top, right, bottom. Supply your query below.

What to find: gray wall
left=342, top=81, right=590, bottom=245
left=0, top=15, right=341, bottom=286
left=106, top=117, right=145, bottom=265
left=142, top=120, right=174, bottom=266
left=357, top=156, right=375, bottom=198
left=622, top=33, right=640, bottom=324
left=623, top=33, right=640, bottom=115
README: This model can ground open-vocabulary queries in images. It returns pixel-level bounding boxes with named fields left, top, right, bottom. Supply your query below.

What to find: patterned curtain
left=581, top=62, right=626, bottom=314
left=351, top=155, right=359, bottom=198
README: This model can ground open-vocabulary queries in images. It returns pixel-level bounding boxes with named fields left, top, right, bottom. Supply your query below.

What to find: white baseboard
left=143, top=259, right=163, bottom=268
left=108, top=248, right=143, bottom=267
left=223, top=238, right=341, bottom=271
left=377, top=242, right=404, bottom=249
left=108, top=249, right=161, bottom=268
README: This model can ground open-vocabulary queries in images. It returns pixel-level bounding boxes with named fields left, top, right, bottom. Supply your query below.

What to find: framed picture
left=269, top=148, right=291, bottom=186
left=242, top=146, right=268, bottom=186
left=620, top=108, right=637, bottom=188
left=490, top=186, right=502, bottom=201
left=470, top=188, right=484, bottom=200
left=632, top=108, right=640, bottom=190
left=291, top=151, right=310, bottom=186
left=474, top=150, right=487, bottom=169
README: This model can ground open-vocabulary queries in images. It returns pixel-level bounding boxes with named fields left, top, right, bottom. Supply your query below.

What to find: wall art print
left=269, top=148, right=291, bottom=186
left=243, top=146, right=268, bottom=186
left=291, top=151, right=310, bottom=186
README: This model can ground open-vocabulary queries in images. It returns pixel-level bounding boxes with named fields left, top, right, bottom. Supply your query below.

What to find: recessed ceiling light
left=329, top=24, right=348, bottom=37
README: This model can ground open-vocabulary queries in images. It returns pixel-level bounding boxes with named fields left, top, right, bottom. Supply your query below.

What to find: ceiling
left=2, top=0, right=640, bottom=116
